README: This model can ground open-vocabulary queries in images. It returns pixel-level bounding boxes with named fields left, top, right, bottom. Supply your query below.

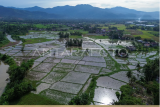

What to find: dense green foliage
left=107, top=30, right=124, bottom=39
left=113, top=58, right=159, bottom=105
left=0, top=32, right=9, bottom=47
left=145, top=81, right=159, bottom=105
left=70, top=31, right=82, bottom=36
left=112, top=85, right=143, bottom=105
left=66, top=39, right=82, bottom=47
left=143, top=58, right=159, bottom=82
left=58, top=32, right=69, bottom=38
left=0, top=54, right=34, bottom=105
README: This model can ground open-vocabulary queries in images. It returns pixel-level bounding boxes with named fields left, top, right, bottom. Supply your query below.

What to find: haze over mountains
left=0, top=4, right=159, bottom=20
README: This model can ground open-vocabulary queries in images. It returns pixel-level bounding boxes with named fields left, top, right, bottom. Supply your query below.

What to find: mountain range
left=0, top=4, right=159, bottom=20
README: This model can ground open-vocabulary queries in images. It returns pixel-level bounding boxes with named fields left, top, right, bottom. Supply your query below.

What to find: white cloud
left=0, top=0, right=159, bottom=12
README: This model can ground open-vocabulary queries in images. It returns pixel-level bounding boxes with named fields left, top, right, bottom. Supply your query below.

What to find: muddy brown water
left=0, top=61, right=9, bottom=96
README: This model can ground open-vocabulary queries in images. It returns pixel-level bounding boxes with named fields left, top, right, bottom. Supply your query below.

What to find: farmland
left=0, top=20, right=159, bottom=105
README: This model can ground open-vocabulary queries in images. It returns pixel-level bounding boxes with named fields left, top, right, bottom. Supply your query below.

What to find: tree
left=126, top=71, right=133, bottom=83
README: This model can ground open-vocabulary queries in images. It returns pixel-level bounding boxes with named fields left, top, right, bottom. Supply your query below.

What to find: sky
left=0, top=0, right=159, bottom=12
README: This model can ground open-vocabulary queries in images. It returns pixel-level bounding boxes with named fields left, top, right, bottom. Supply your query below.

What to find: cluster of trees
left=153, top=26, right=159, bottom=31
left=0, top=31, right=9, bottom=47
left=0, top=54, right=34, bottom=105
left=107, top=30, right=124, bottom=39
left=113, top=58, right=159, bottom=105
left=143, top=39, right=155, bottom=42
left=135, top=36, right=141, bottom=40
left=0, top=23, right=28, bottom=42
left=58, top=32, right=70, bottom=38
left=66, top=39, right=82, bottom=47
left=70, top=31, right=82, bottom=36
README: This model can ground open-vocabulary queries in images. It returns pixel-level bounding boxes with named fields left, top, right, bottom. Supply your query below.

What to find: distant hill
left=0, top=6, right=62, bottom=19
left=1, top=4, right=159, bottom=19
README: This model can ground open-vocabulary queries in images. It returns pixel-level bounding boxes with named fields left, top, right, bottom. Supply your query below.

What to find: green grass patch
left=110, top=24, right=126, bottom=30
left=10, top=93, right=61, bottom=105
left=69, top=35, right=82, bottom=39
left=69, top=30, right=89, bottom=35
left=23, top=38, right=53, bottom=44
left=133, top=29, right=154, bottom=39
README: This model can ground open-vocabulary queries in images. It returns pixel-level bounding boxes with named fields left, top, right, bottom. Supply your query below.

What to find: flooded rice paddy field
left=0, top=35, right=159, bottom=104
left=20, top=31, right=59, bottom=39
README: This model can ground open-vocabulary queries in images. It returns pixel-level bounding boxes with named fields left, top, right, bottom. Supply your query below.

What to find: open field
left=24, top=38, right=53, bottom=44
left=0, top=19, right=159, bottom=106
left=110, top=24, right=126, bottom=30
left=69, top=30, right=89, bottom=34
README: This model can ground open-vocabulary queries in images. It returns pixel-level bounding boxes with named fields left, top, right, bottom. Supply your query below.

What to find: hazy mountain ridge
left=1, top=4, right=159, bottom=19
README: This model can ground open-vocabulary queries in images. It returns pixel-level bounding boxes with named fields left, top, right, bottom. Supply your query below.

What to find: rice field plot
left=33, top=63, right=56, bottom=73
left=127, top=29, right=143, bottom=35
left=82, top=78, right=92, bottom=93
left=6, top=52, right=17, bottom=56
left=27, top=51, right=45, bottom=57
left=119, top=64, right=128, bottom=70
left=50, top=81, right=83, bottom=94
left=9, top=50, right=20, bottom=53
left=61, top=59, right=77, bottom=64
left=100, top=68, right=112, bottom=75
left=82, top=56, right=106, bottom=62
left=128, top=65, right=137, bottom=70
left=106, top=60, right=115, bottom=66
left=35, top=56, right=48, bottom=62
left=61, top=72, right=90, bottom=84
left=85, top=62, right=106, bottom=67
left=135, top=58, right=146, bottom=62
left=78, top=61, right=86, bottom=65
left=43, top=57, right=61, bottom=63
left=52, top=67, right=73, bottom=73
left=0, top=50, right=8, bottom=54
left=40, top=89, right=76, bottom=104
left=75, top=65, right=101, bottom=74
left=13, top=52, right=30, bottom=56
left=64, top=56, right=83, bottom=60
left=93, top=87, right=119, bottom=105
left=32, top=62, right=41, bottom=68
left=56, top=63, right=76, bottom=69
left=26, top=71, right=47, bottom=81
left=96, top=76, right=126, bottom=90
left=32, top=83, right=51, bottom=94
left=41, top=71, right=67, bottom=84
left=133, top=29, right=155, bottom=39
left=110, top=71, right=129, bottom=83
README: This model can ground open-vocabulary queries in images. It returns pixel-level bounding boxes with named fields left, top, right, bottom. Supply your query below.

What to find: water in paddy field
left=0, top=61, right=9, bottom=96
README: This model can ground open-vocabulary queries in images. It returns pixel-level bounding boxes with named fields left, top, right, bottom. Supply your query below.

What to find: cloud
left=0, top=0, right=159, bottom=11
